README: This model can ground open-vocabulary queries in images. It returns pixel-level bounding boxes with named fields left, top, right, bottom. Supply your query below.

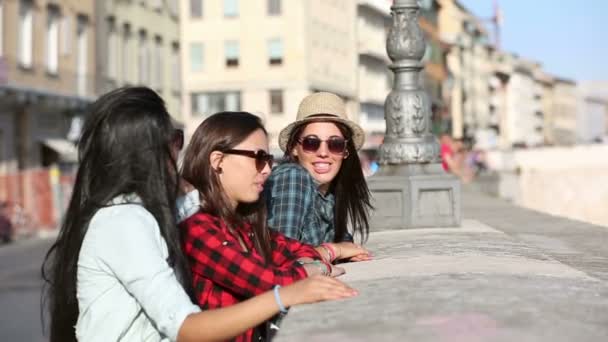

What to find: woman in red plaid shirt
left=180, top=112, right=355, bottom=341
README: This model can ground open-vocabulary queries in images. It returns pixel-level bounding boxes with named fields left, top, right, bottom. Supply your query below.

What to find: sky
left=458, top=0, right=608, bottom=82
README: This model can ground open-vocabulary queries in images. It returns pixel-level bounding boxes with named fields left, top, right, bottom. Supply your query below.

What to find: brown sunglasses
left=298, top=135, right=348, bottom=155
left=223, top=149, right=274, bottom=171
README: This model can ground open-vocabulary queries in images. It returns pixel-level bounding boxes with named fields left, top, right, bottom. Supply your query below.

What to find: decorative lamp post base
left=368, top=164, right=461, bottom=230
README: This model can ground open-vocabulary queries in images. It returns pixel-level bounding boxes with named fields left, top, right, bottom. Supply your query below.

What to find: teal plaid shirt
left=265, top=163, right=352, bottom=246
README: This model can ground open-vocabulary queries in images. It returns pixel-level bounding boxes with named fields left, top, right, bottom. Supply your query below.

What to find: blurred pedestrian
left=0, top=201, right=13, bottom=243
left=440, top=133, right=473, bottom=183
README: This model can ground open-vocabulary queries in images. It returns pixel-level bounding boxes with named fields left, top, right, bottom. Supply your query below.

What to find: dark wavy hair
left=181, top=112, right=272, bottom=262
left=284, top=120, right=372, bottom=243
left=41, top=87, right=193, bottom=342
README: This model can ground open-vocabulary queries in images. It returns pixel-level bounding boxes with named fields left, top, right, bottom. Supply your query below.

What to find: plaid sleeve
left=266, top=166, right=313, bottom=240
left=183, top=218, right=308, bottom=298
left=269, top=230, right=326, bottom=268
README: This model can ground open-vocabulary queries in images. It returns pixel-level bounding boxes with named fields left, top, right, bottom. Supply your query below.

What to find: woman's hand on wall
left=329, top=264, right=346, bottom=277
left=332, top=242, right=372, bottom=262
left=280, top=275, right=357, bottom=307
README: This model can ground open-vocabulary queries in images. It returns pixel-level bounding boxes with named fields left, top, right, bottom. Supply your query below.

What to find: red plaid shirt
left=181, top=212, right=325, bottom=342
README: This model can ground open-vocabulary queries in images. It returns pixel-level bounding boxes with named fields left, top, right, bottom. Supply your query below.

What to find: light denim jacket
left=76, top=193, right=200, bottom=342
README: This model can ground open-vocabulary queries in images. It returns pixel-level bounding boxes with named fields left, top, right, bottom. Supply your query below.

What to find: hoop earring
left=343, top=150, right=350, bottom=159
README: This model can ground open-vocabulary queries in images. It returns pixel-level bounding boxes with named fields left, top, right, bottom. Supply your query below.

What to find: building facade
left=180, top=0, right=443, bottom=152
left=180, top=0, right=358, bottom=150
left=549, top=78, right=578, bottom=145
left=438, top=0, right=582, bottom=150
left=95, top=0, right=181, bottom=120
left=577, top=81, right=608, bottom=143
left=419, top=0, right=449, bottom=135
left=0, top=0, right=96, bottom=229
left=438, top=0, right=492, bottom=141
left=505, top=61, right=544, bottom=147
left=488, top=52, right=546, bottom=149
left=357, top=0, right=392, bottom=151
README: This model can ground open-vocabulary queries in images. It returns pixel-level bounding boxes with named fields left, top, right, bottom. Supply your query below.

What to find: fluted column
left=380, top=0, right=440, bottom=165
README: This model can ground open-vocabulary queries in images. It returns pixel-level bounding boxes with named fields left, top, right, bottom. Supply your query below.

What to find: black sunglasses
left=298, top=136, right=348, bottom=155
left=172, top=129, right=184, bottom=151
left=223, top=149, right=274, bottom=171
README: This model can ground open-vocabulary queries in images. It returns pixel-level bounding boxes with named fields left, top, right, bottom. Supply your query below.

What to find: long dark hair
left=41, top=87, right=193, bottom=342
left=181, top=111, right=272, bottom=262
left=285, top=120, right=372, bottom=243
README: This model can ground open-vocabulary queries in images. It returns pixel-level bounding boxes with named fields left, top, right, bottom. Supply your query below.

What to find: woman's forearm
left=177, top=290, right=281, bottom=342
left=178, top=274, right=358, bottom=341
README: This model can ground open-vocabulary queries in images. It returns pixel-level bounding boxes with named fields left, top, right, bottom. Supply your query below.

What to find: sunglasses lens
left=301, top=137, right=321, bottom=152
left=327, top=138, right=347, bottom=154
left=255, top=152, right=273, bottom=171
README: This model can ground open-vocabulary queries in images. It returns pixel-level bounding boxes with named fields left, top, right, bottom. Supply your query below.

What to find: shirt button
left=222, top=241, right=228, bottom=246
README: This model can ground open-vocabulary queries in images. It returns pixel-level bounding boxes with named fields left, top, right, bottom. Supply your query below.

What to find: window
left=269, top=90, right=283, bottom=114
left=190, top=0, right=202, bottom=18
left=149, top=0, right=162, bottom=11
left=152, top=36, right=163, bottom=90
left=167, top=0, right=179, bottom=18
left=171, top=42, right=180, bottom=92
left=191, top=91, right=241, bottom=116
left=76, top=15, right=88, bottom=96
left=225, top=41, right=239, bottom=67
left=190, top=42, right=204, bottom=72
left=46, top=6, right=60, bottom=74
left=106, top=17, right=117, bottom=80
left=422, top=43, right=431, bottom=63
left=268, top=0, right=281, bottom=15
left=268, top=38, right=283, bottom=65
left=122, top=24, right=131, bottom=84
left=138, top=30, right=149, bottom=84
left=18, top=0, right=34, bottom=68
left=361, top=103, right=385, bottom=121
left=61, top=15, right=71, bottom=55
left=420, top=0, right=433, bottom=10
left=224, top=0, right=238, bottom=18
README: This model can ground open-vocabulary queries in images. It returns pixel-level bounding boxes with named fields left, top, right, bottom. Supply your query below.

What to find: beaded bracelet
left=319, top=245, right=332, bottom=262
left=320, top=243, right=337, bottom=262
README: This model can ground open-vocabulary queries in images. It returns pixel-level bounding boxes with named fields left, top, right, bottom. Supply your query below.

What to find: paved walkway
left=463, top=188, right=608, bottom=282
left=276, top=189, right=608, bottom=342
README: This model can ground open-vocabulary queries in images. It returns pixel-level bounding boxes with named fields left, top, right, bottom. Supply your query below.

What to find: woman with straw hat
left=265, top=92, right=373, bottom=264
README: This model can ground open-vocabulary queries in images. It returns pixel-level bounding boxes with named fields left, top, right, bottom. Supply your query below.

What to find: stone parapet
left=276, top=189, right=608, bottom=341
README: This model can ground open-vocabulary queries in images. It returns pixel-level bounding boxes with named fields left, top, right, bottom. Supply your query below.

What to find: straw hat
left=278, top=92, right=366, bottom=152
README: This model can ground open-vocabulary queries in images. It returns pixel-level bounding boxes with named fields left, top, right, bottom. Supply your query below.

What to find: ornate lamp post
left=367, top=0, right=461, bottom=229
